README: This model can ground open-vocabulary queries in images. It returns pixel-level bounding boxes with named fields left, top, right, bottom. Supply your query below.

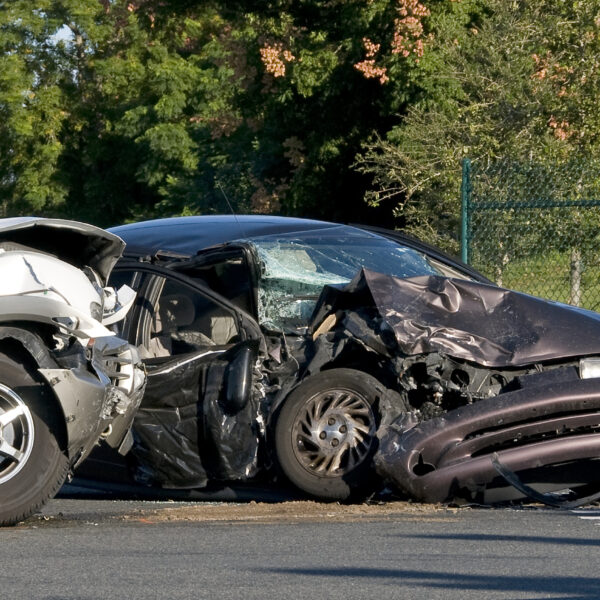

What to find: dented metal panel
left=130, top=344, right=260, bottom=488
left=38, top=367, right=109, bottom=460
left=0, top=217, right=146, bottom=526
left=94, top=215, right=600, bottom=507
left=313, top=269, right=600, bottom=367
left=0, top=217, right=124, bottom=283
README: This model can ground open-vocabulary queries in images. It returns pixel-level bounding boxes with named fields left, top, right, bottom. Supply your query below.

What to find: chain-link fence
left=461, top=159, right=600, bottom=311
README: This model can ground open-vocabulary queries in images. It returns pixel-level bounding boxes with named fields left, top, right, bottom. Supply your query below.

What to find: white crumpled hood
left=0, top=217, right=125, bottom=284
left=0, top=250, right=100, bottom=316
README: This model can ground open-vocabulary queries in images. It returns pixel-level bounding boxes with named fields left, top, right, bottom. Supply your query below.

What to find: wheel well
left=317, top=350, right=398, bottom=391
left=0, top=338, right=68, bottom=453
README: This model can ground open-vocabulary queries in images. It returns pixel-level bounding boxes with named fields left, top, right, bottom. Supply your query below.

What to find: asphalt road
left=2, top=499, right=599, bottom=600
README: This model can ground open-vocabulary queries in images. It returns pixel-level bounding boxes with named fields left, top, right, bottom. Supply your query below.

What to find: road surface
left=2, top=499, right=598, bottom=600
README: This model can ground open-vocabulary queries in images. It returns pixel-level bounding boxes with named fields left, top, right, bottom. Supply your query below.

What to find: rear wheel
left=275, top=369, right=386, bottom=501
left=0, top=351, right=69, bottom=526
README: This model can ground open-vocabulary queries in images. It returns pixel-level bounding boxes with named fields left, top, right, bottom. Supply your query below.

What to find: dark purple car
left=79, top=215, right=600, bottom=506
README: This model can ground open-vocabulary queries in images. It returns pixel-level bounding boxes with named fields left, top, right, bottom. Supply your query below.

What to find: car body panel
left=0, top=216, right=124, bottom=282
left=110, top=215, right=339, bottom=257
left=375, top=377, right=600, bottom=503
left=132, top=342, right=261, bottom=488
left=101, top=258, right=264, bottom=487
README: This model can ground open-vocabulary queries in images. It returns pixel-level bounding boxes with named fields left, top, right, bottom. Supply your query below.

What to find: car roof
left=109, top=215, right=489, bottom=282
left=109, top=215, right=352, bottom=256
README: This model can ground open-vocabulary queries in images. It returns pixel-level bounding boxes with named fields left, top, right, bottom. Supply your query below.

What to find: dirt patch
left=20, top=498, right=466, bottom=528
left=120, top=500, right=464, bottom=525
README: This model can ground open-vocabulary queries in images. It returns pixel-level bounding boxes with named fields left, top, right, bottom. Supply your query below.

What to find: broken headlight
left=579, top=357, right=600, bottom=379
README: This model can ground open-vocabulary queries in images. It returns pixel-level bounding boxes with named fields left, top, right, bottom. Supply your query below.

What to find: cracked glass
left=246, top=225, right=442, bottom=330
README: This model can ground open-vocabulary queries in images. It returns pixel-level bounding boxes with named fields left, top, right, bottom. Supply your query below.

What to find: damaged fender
left=0, top=328, right=143, bottom=464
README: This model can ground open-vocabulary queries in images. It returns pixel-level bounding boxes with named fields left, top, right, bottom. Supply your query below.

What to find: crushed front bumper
left=375, top=378, right=600, bottom=504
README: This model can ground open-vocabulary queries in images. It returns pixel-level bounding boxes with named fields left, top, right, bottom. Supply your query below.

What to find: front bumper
left=375, top=377, right=600, bottom=503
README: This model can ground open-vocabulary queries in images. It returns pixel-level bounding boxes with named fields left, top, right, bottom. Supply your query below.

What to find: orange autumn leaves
left=355, top=37, right=390, bottom=84
left=355, top=0, right=431, bottom=84
left=259, top=43, right=296, bottom=78
left=258, top=0, right=434, bottom=87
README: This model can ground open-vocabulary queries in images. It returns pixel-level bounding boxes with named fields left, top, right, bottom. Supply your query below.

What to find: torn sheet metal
left=131, top=350, right=213, bottom=489
left=201, top=343, right=261, bottom=481
left=0, top=217, right=146, bottom=526
left=312, top=269, right=600, bottom=368
left=0, top=220, right=145, bottom=457
left=490, top=453, right=600, bottom=509
left=93, top=216, right=600, bottom=505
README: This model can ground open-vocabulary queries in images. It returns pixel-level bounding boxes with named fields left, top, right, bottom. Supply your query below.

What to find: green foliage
left=0, top=1, right=69, bottom=214
left=358, top=0, right=600, bottom=252
left=1, top=0, right=462, bottom=226
left=12, top=0, right=592, bottom=235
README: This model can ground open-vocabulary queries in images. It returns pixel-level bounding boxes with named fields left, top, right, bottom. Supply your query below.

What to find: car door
left=109, top=255, right=264, bottom=489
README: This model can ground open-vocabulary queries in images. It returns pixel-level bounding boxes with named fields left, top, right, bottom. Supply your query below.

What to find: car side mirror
left=222, top=342, right=256, bottom=415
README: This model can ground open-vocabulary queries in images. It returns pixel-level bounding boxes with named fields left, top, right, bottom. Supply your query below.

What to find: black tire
left=0, top=351, right=69, bottom=526
left=275, top=368, right=389, bottom=501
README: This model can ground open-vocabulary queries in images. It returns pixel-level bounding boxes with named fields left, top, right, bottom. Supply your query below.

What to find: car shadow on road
left=394, top=532, right=600, bottom=547
left=260, top=567, right=599, bottom=599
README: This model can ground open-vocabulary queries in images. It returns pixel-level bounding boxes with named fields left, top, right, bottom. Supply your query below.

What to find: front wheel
left=275, top=369, right=388, bottom=501
left=0, top=351, right=69, bottom=526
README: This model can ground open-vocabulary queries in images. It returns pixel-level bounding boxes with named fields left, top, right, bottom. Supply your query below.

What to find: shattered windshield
left=245, top=225, right=443, bottom=331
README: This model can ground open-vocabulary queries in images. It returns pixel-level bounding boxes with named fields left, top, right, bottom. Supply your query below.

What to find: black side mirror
left=222, top=342, right=257, bottom=415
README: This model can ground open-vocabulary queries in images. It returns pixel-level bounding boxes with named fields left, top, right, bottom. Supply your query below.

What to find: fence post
left=460, top=158, right=471, bottom=264
left=570, top=247, right=582, bottom=307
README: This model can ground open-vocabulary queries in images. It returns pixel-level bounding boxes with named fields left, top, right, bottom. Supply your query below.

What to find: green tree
left=134, top=0, right=446, bottom=224
left=358, top=0, right=600, bottom=253
left=0, top=0, right=69, bottom=215
left=0, top=0, right=474, bottom=227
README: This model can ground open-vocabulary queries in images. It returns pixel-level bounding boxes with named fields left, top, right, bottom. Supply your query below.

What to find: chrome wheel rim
left=292, top=388, right=376, bottom=477
left=0, top=383, right=35, bottom=484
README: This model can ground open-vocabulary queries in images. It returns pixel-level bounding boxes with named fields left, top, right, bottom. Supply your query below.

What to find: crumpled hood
left=312, top=269, right=600, bottom=367
left=0, top=217, right=125, bottom=284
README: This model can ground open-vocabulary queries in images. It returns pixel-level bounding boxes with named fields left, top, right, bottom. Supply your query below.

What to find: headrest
left=159, top=294, right=195, bottom=330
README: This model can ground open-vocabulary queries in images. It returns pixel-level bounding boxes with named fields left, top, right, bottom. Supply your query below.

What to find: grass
left=472, top=249, right=600, bottom=312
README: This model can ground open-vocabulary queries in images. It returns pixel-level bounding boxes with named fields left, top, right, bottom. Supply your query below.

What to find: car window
left=245, top=227, right=447, bottom=331
left=110, top=269, right=240, bottom=357
left=176, top=255, right=254, bottom=316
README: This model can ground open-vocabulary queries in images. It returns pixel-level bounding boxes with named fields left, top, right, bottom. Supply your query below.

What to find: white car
left=0, top=217, right=145, bottom=525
